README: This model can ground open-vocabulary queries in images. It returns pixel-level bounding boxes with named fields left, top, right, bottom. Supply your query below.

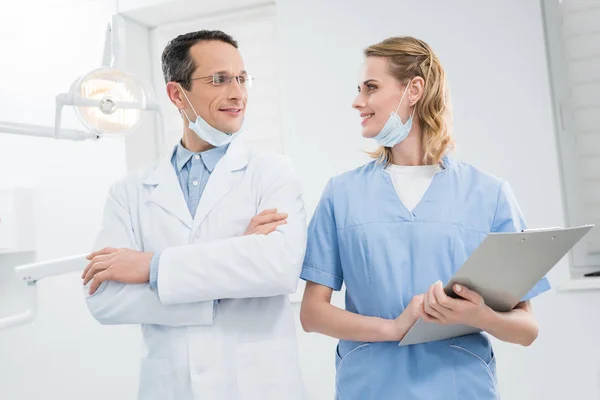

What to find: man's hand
left=81, top=247, right=154, bottom=295
left=244, top=208, right=288, bottom=235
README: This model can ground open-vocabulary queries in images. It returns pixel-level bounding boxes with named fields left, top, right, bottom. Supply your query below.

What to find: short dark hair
left=161, top=30, right=238, bottom=90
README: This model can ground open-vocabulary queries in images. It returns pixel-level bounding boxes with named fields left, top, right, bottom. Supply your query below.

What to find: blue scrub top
left=300, top=156, right=550, bottom=400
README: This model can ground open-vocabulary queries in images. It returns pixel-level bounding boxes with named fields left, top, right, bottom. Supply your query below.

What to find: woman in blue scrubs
left=299, top=36, right=550, bottom=400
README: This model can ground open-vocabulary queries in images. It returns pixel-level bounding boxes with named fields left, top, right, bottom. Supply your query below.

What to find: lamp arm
left=0, top=254, right=87, bottom=331
left=15, top=254, right=88, bottom=283
left=0, top=282, right=37, bottom=330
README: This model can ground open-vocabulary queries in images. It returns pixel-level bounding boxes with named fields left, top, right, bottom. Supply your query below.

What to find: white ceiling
left=117, top=0, right=274, bottom=27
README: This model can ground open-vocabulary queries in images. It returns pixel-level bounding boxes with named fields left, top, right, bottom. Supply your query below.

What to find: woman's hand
left=387, top=294, right=425, bottom=341
left=421, top=281, right=490, bottom=328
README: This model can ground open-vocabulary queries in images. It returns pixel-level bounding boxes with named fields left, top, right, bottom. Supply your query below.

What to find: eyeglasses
left=189, top=73, right=254, bottom=88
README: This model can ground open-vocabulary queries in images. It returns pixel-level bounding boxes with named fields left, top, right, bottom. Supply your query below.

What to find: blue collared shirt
left=149, top=142, right=228, bottom=289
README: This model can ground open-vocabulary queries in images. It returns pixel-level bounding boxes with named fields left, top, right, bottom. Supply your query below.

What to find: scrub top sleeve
left=492, top=181, right=551, bottom=301
left=300, top=179, right=344, bottom=291
left=491, top=181, right=527, bottom=233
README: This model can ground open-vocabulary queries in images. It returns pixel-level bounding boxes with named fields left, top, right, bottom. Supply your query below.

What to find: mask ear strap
left=178, top=83, right=199, bottom=120
left=395, top=78, right=412, bottom=115
left=180, top=109, right=192, bottom=123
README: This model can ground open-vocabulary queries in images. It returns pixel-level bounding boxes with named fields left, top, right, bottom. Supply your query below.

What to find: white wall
left=0, top=1, right=141, bottom=399
left=276, top=0, right=600, bottom=399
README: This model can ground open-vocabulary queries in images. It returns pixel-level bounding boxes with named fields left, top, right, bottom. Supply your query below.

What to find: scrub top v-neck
left=300, top=156, right=550, bottom=400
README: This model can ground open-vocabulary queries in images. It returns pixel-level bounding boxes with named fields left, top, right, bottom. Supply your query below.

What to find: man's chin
left=221, top=126, right=242, bottom=135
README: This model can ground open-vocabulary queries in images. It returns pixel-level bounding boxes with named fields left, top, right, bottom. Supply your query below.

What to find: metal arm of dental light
left=0, top=93, right=163, bottom=142
left=0, top=254, right=87, bottom=330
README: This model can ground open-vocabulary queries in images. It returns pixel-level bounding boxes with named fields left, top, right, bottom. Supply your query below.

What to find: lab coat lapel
left=192, top=138, right=250, bottom=231
left=143, top=157, right=194, bottom=229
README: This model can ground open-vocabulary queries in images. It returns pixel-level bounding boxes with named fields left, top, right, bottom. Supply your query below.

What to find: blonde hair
left=364, top=36, right=454, bottom=165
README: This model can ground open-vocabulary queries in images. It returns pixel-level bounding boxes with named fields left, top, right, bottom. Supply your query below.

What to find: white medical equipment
left=0, top=66, right=161, bottom=141
left=0, top=22, right=163, bottom=330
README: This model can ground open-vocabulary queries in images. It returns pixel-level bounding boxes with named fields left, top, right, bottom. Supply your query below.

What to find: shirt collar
left=173, top=141, right=229, bottom=172
left=201, top=143, right=229, bottom=172
left=173, top=142, right=194, bottom=172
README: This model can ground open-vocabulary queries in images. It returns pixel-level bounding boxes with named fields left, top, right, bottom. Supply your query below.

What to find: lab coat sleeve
left=157, top=156, right=308, bottom=305
left=299, top=179, right=344, bottom=291
left=491, top=181, right=551, bottom=301
left=84, top=181, right=214, bottom=326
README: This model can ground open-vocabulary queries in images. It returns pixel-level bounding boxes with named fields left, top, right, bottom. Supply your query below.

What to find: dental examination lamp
left=0, top=67, right=162, bottom=140
left=0, top=67, right=163, bottom=330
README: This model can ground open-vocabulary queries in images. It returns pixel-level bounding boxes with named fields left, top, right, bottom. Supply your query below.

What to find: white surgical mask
left=178, top=83, right=243, bottom=147
left=372, top=81, right=416, bottom=148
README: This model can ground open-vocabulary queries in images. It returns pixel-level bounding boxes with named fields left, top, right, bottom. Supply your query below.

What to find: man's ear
left=166, top=81, right=186, bottom=110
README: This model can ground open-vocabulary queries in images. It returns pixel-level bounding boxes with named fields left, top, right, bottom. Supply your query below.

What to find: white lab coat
left=84, top=138, right=308, bottom=400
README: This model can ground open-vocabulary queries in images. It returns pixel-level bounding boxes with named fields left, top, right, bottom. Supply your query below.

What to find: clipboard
left=399, top=224, right=594, bottom=346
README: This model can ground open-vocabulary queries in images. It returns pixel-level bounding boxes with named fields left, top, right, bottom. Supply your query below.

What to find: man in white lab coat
left=81, top=30, right=307, bottom=400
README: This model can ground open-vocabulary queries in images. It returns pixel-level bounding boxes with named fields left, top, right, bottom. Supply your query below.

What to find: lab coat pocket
left=137, top=358, right=172, bottom=400
left=235, top=339, right=300, bottom=399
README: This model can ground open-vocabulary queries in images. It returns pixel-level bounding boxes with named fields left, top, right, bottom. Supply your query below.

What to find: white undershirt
left=385, top=164, right=442, bottom=212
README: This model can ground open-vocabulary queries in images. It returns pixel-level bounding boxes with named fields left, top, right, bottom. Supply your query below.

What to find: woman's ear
left=409, top=76, right=425, bottom=105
